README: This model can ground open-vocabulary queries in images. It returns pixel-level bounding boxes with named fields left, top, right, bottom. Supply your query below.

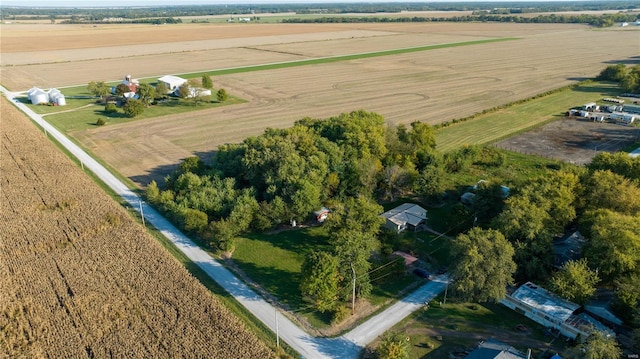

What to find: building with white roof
left=501, top=282, right=614, bottom=341
left=380, top=203, right=427, bottom=233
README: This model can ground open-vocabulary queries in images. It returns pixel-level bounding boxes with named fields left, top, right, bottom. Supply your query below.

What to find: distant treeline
left=61, top=17, right=182, bottom=25
left=283, top=13, right=639, bottom=27
left=1, top=1, right=638, bottom=20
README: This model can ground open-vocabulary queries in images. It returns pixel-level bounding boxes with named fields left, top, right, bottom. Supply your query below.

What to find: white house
left=501, top=282, right=614, bottom=341
left=380, top=203, right=427, bottom=233
left=157, top=75, right=187, bottom=93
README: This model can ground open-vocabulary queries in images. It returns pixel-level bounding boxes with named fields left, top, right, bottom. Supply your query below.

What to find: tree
left=596, top=64, right=627, bottom=82
left=550, top=259, right=599, bottom=305
left=588, top=152, right=640, bottom=182
left=376, top=332, right=411, bottom=359
left=580, top=170, right=640, bottom=215
left=123, top=98, right=144, bottom=117
left=202, top=75, right=213, bottom=89
left=87, top=81, right=110, bottom=103
left=581, top=209, right=640, bottom=282
left=178, top=82, right=190, bottom=99
left=155, top=81, right=169, bottom=98
left=217, top=88, right=228, bottom=102
left=407, top=121, right=436, bottom=153
left=300, top=251, right=340, bottom=313
left=326, top=196, right=384, bottom=301
left=415, top=165, right=446, bottom=202
left=181, top=208, right=208, bottom=234
left=115, top=83, right=130, bottom=96
left=565, top=331, right=622, bottom=359
left=136, top=83, right=156, bottom=106
left=450, top=228, right=516, bottom=302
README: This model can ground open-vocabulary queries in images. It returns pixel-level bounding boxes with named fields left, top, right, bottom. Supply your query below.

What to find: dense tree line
left=283, top=12, right=638, bottom=27
left=2, top=1, right=638, bottom=20
left=597, top=64, right=640, bottom=94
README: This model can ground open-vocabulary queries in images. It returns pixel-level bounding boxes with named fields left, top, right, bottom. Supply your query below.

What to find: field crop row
left=0, top=97, right=273, bottom=358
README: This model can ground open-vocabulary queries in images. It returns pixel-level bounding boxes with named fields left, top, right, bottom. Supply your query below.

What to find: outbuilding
left=27, top=87, right=49, bottom=105
left=157, top=75, right=187, bottom=93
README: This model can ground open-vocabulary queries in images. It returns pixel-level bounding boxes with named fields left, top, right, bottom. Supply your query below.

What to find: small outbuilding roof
left=392, top=251, right=418, bottom=266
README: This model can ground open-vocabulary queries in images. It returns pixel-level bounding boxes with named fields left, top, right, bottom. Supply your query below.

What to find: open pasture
left=1, top=22, right=638, bottom=186
left=0, top=97, right=272, bottom=358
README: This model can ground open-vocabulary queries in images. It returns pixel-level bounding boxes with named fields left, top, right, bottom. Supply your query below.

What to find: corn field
left=0, top=97, right=273, bottom=358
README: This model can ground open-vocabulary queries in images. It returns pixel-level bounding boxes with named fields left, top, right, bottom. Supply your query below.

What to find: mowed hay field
left=0, top=98, right=273, bottom=358
left=1, top=22, right=639, bottom=186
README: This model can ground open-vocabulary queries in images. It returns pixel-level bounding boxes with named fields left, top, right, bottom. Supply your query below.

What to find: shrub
left=96, top=118, right=106, bottom=126
left=123, top=99, right=144, bottom=118
left=104, top=103, right=117, bottom=113
left=217, top=88, right=228, bottom=102
left=330, top=305, right=351, bottom=326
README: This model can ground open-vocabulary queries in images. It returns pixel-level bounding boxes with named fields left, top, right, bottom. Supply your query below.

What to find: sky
left=2, top=0, right=574, bottom=7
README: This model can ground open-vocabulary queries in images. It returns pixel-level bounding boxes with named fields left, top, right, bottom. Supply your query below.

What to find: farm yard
left=2, top=21, right=636, bottom=186
left=0, top=97, right=273, bottom=358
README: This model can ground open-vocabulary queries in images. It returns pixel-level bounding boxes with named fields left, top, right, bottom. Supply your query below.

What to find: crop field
left=0, top=98, right=273, bottom=358
left=1, top=21, right=638, bottom=186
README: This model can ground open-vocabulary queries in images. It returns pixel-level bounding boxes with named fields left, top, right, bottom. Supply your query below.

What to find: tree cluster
left=597, top=64, right=640, bottom=94
left=147, top=110, right=436, bottom=250
left=283, top=12, right=638, bottom=27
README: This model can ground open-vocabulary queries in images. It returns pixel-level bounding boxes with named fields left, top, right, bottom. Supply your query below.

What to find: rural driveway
left=2, top=86, right=449, bottom=358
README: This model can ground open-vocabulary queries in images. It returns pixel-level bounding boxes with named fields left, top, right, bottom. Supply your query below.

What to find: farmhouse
left=500, top=282, right=614, bottom=341
left=157, top=75, right=187, bottom=93
left=380, top=203, right=427, bottom=233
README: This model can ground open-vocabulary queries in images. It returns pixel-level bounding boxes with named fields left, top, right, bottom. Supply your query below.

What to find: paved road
left=2, top=86, right=449, bottom=358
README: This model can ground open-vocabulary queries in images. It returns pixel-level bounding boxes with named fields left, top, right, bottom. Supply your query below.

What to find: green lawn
left=435, top=81, right=624, bottom=152
left=232, top=225, right=428, bottom=328
left=391, top=299, right=568, bottom=358
left=41, top=94, right=245, bottom=133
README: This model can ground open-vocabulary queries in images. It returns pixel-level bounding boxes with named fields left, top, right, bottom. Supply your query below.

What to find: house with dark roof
left=553, top=231, right=585, bottom=268
left=464, top=339, right=528, bottom=359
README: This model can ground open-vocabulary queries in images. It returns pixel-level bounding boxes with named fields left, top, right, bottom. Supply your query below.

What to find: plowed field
left=0, top=97, right=273, bottom=358
left=1, top=22, right=638, bottom=186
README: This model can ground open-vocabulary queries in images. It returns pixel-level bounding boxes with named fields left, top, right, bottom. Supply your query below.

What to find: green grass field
left=435, top=81, right=624, bottom=152
left=232, top=225, right=423, bottom=328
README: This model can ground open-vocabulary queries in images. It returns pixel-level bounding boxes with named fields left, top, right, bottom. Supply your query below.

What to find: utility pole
left=139, top=200, right=145, bottom=228
left=443, top=282, right=448, bottom=306
left=351, top=262, right=356, bottom=315
left=275, top=309, right=279, bottom=348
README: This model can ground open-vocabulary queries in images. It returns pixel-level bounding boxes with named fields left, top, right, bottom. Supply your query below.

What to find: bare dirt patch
left=496, top=118, right=640, bottom=165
